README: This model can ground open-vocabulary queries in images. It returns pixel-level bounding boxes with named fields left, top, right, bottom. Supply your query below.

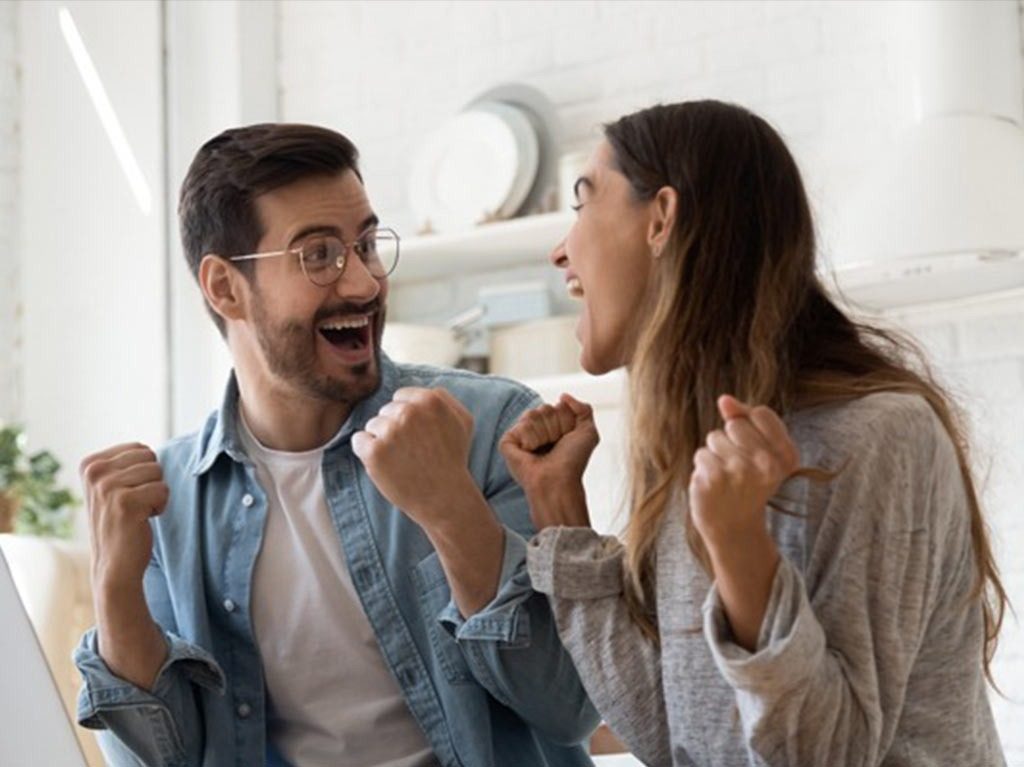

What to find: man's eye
left=303, top=242, right=332, bottom=266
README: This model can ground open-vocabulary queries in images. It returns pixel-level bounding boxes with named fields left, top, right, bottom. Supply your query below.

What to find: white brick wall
left=892, top=294, right=1024, bottom=762
left=0, top=0, right=19, bottom=425
left=278, top=1, right=1024, bottom=759
left=278, top=0, right=902, bottom=237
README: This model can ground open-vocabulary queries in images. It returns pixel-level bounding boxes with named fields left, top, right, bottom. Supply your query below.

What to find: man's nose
left=335, top=255, right=382, bottom=303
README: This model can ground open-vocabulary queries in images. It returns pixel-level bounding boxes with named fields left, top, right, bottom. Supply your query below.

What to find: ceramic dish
left=408, top=103, right=538, bottom=233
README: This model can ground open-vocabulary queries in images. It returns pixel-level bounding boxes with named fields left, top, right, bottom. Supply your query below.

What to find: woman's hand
left=689, top=395, right=799, bottom=549
left=688, top=395, right=800, bottom=650
left=499, top=394, right=599, bottom=529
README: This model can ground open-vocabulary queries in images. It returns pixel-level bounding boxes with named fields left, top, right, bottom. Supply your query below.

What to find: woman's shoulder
left=784, top=391, right=965, bottom=541
left=787, top=391, right=950, bottom=466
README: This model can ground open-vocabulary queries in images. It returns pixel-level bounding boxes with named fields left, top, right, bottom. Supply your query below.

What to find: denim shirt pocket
left=412, top=551, right=475, bottom=685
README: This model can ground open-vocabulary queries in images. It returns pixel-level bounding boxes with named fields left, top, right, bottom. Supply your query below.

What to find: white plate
left=467, top=83, right=561, bottom=216
left=475, top=101, right=539, bottom=219
left=409, top=104, right=538, bottom=233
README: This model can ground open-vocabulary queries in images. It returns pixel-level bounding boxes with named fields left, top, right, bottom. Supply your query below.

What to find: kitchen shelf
left=394, top=210, right=1024, bottom=311
left=394, top=211, right=574, bottom=285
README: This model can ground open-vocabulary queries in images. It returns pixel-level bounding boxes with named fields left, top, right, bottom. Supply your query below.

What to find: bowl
left=382, top=323, right=462, bottom=368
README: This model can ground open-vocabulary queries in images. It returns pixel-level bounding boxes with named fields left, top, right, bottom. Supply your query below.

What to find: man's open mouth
left=318, top=314, right=372, bottom=351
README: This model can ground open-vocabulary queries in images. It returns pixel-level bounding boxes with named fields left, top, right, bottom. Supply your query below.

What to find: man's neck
left=236, top=376, right=352, bottom=453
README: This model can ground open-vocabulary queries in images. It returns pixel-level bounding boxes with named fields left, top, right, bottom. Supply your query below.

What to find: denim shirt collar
left=187, top=353, right=401, bottom=476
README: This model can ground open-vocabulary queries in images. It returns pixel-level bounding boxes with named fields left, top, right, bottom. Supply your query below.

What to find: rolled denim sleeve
left=428, top=385, right=600, bottom=745
left=74, top=627, right=225, bottom=767
left=438, top=527, right=599, bottom=745
left=438, top=528, right=532, bottom=646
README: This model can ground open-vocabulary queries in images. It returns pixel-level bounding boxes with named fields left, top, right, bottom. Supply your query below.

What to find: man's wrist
left=412, top=470, right=487, bottom=536
left=428, top=500, right=506, bottom=617
left=95, top=574, right=146, bottom=616
left=426, top=496, right=504, bottom=558
left=94, top=584, right=168, bottom=690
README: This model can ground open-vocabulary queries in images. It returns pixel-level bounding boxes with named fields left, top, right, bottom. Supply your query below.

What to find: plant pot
left=0, top=491, right=20, bottom=533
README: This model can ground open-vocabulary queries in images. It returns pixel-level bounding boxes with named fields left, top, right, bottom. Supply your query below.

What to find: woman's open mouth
left=566, top=276, right=584, bottom=299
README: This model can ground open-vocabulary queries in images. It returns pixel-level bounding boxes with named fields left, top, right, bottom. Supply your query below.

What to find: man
left=74, top=124, right=598, bottom=767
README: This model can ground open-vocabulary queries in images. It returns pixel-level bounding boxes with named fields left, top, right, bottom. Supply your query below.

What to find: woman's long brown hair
left=606, top=101, right=1006, bottom=682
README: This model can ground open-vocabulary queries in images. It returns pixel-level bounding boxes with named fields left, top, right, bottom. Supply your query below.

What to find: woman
left=499, top=101, right=1007, bottom=766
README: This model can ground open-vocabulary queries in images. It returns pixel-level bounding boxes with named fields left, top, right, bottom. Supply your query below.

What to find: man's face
left=242, top=170, right=388, bottom=406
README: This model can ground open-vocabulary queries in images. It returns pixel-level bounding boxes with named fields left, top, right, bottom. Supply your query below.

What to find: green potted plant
left=0, top=424, right=77, bottom=538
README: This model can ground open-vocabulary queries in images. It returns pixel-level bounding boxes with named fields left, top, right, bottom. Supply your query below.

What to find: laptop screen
left=0, top=547, right=88, bottom=767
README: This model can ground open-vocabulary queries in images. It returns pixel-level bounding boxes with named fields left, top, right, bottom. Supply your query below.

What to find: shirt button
left=241, top=493, right=254, bottom=508
left=223, top=599, right=236, bottom=613
left=237, top=702, right=251, bottom=719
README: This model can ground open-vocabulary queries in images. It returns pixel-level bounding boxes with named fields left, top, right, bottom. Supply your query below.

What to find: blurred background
left=0, top=1, right=1022, bottom=763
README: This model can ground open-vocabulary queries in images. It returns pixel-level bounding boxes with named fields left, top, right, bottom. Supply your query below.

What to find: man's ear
left=198, top=254, right=248, bottom=325
left=646, top=185, right=678, bottom=258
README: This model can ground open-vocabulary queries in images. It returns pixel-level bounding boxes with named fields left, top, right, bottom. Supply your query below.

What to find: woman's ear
left=647, top=185, right=678, bottom=258
left=198, top=254, right=248, bottom=326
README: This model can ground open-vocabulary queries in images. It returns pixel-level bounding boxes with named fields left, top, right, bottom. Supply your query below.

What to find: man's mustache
left=313, top=300, right=382, bottom=324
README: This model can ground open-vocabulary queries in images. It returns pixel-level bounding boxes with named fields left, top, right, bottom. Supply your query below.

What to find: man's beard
left=250, top=294, right=385, bottom=406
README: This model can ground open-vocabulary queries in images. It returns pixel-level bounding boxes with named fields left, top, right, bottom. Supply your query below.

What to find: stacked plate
left=409, top=101, right=540, bottom=233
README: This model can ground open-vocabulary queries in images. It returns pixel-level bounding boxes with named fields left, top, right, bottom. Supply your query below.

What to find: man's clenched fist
left=80, top=443, right=169, bottom=592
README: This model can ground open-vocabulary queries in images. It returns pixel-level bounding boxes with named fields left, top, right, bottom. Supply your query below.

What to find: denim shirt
left=74, top=356, right=598, bottom=767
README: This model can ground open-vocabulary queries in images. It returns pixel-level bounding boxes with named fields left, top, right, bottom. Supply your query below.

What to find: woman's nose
left=549, top=238, right=569, bottom=268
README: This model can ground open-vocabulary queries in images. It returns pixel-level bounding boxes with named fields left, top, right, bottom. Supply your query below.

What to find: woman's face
left=553, top=140, right=657, bottom=375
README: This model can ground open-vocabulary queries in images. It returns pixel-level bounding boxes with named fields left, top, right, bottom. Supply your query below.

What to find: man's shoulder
left=154, top=410, right=219, bottom=480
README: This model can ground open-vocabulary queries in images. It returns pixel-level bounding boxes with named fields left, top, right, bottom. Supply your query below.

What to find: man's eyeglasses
left=228, top=227, right=400, bottom=287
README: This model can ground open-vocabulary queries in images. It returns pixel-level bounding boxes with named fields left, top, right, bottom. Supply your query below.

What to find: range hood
left=834, top=0, right=1024, bottom=310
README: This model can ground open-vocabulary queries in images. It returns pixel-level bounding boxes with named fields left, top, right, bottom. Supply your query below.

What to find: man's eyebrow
left=288, top=225, right=339, bottom=246
left=359, top=213, right=380, bottom=234
left=288, top=214, right=380, bottom=246
left=573, top=176, right=594, bottom=200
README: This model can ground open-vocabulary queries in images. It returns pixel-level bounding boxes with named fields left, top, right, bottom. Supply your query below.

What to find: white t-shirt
left=240, top=413, right=436, bottom=767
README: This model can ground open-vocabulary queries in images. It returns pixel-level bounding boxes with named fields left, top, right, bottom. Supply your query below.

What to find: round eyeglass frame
left=226, top=226, right=400, bottom=286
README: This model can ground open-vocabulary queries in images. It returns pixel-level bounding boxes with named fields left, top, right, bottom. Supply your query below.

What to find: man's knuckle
left=82, top=458, right=105, bottom=485
left=96, top=473, right=120, bottom=499
left=108, top=487, right=128, bottom=512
